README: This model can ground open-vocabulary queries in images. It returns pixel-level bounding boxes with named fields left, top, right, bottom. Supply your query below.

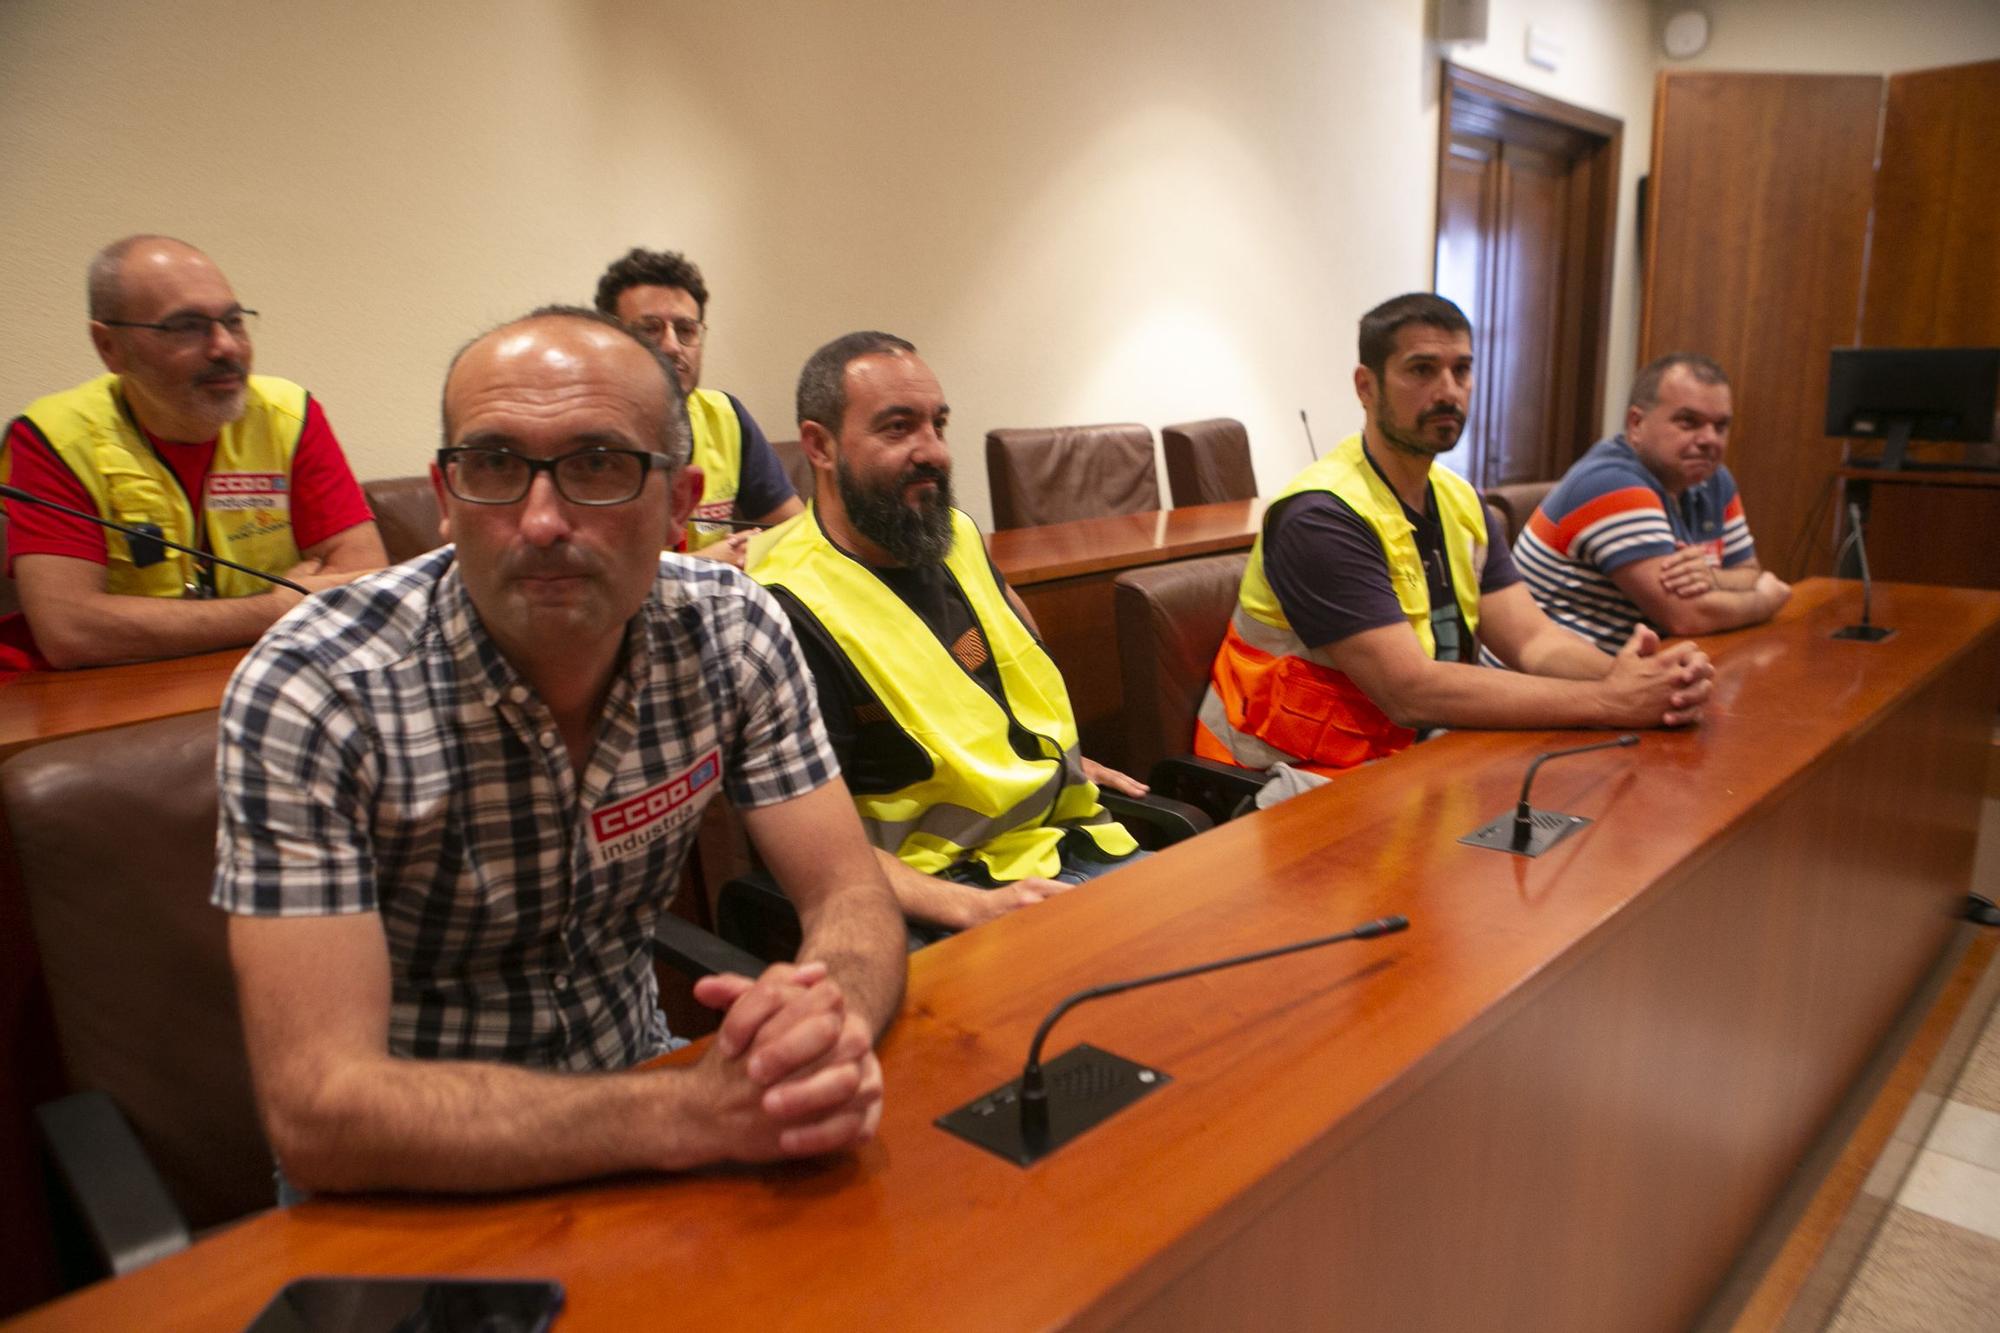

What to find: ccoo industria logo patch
left=587, top=750, right=720, bottom=867
left=205, top=472, right=290, bottom=512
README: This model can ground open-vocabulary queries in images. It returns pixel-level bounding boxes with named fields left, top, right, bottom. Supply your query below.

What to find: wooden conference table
left=11, top=576, right=1996, bottom=1332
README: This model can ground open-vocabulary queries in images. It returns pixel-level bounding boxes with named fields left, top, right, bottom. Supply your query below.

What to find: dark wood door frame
left=1435, top=63, right=1623, bottom=483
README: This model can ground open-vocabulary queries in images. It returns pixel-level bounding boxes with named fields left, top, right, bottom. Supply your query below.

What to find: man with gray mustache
left=1197, top=293, right=1715, bottom=787
left=1, top=235, right=385, bottom=668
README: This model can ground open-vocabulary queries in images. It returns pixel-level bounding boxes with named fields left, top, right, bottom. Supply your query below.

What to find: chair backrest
left=768, top=439, right=815, bottom=503
left=1112, top=552, right=1251, bottom=779
left=2, top=711, right=270, bottom=1231
left=1161, top=418, right=1257, bottom=507
left=984, top=424, right=1160, bottom=530
left=1480, top=480, right=1557, bottom=547
left=361, top=474, right=445, bottom=564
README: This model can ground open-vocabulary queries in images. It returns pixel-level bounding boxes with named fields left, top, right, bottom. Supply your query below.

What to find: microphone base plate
left=1459, top=808, right=1590, bottom=858
left=936, top=1043, right=1170, bottom=1166
left=1832, top=624, right=1896, bottom=642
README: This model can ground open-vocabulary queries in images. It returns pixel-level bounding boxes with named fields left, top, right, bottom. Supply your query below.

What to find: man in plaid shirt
left=213, top=307, right=905, bottom=1194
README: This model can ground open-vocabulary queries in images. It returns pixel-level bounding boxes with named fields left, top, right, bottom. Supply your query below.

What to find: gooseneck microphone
left=1019, top=913, right=1410, bottom=1140
left=1300, top=408, right=1321, bottom=461
left=938, top=914, right=1411, bottom=1164
left=1510, top=736, right=1639, bottom=849
left=1831, top=501, right=1893, bottom=642
left=1460, top=735, right=1639, bottom=857
left=0, top=482, right=306, bottom=595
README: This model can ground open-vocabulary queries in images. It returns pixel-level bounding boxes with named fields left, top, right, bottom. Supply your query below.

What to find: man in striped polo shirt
left=1516, top=354, right=1791, bottom=653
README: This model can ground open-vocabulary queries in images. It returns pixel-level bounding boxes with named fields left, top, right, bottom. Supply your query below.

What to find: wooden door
left=1434, top=65, right=1621, bottom=489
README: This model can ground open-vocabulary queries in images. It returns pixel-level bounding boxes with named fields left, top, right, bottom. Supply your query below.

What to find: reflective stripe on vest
left=684, top=387, right=744, bottom=550
left=753, top=505, right=1136, bottom=879
left=13, top=373, right=308, bottom=598
left=1197, top=432, right=1488, bottom=774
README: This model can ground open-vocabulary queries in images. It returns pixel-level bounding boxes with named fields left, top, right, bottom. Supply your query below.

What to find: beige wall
left=14, top=1, right=1987, bottom=527
left=0, top=0, right=1665, bottom=526
left=1657, top=0, right=2000, bottom=75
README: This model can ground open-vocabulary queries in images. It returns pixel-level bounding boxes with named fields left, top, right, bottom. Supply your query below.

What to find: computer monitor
left=1825, top=346, right=2000, bottom=470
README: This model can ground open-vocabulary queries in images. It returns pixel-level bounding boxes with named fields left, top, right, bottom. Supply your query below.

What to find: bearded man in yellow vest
left=0, top=236, right=386, bottom=670
left=1197, top=293, right=1715, bottom=787
left=595, top=248, right=804, bottom=568
left=754, top=331, right=1144, bottom=939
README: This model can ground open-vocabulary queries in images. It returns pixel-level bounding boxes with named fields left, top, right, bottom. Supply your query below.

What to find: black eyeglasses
left=436, top=446, right=673, bottom=506
left=101, top=308, right=258, bottom=345
left=626, top=315, right=706, bottom=349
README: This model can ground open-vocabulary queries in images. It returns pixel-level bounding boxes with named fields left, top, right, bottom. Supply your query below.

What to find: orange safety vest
left=1196, top=434, right=1487, bottom=776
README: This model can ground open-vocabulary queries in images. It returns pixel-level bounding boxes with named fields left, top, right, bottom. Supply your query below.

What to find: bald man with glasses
left=213, top=305, right=904, bottom=1196
left=0, top=235, right=385, bottom=668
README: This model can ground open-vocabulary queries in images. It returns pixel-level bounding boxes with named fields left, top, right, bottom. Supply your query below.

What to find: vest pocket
left=1250, top=654, right=1410, bottom=770
left=100, top=472, right=186, bottom=594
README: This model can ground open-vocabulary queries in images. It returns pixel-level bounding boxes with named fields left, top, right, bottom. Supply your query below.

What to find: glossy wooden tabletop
left=9, top=579, right=1998, bottom=1331
left=0, top=648, right=245, bottom=763
left=987, top=499, right=1265, bottom=586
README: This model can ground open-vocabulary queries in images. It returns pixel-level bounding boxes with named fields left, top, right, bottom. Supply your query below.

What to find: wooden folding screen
left=1642, top=59, right=2000, bottom=584
left=1639, top=73, right=1880, bottom=581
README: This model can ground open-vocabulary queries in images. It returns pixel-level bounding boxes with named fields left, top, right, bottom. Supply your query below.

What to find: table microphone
left=1831, top=501, right=1893, bottom=642
left=1300, top=408, right=1321, bottom=461
left=1459, top=735, right=1638, bottom=857
left=0, top=482, right=306, bottom=594
left=938, top=915, right=1410, bottom=1164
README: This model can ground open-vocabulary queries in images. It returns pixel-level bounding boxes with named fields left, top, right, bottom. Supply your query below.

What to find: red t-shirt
left=2, top=393, right=374, bottom=574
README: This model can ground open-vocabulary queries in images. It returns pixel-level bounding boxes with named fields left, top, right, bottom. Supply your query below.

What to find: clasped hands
left=1657, top=545, right=1719, bottom=599
left=689, top=960, right=883, bottom=1162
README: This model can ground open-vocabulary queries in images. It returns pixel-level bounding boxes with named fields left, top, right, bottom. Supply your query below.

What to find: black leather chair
left=985, top=424, right=1160, bottom=530
left=1161, top=418, right=1257, bottom=507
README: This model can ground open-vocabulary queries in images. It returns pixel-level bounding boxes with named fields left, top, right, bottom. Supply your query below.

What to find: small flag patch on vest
left=950, top=627, right=990, bottom=673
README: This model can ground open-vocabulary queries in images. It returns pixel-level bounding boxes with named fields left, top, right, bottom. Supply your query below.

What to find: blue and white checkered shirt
left=212, top=547, right=836, bottom=1071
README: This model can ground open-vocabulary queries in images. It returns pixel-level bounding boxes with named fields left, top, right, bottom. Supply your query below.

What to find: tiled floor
left=1825, top=1000, right=2000, bottom=1332
left=1825, top=785, right=2000, bottom=1332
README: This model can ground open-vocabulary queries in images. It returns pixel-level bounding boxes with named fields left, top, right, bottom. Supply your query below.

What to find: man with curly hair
left=595, top=248, right=803, bottom=566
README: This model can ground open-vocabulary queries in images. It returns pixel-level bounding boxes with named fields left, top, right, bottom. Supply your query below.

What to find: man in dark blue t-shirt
left=594, top=248, right=804, bottom=566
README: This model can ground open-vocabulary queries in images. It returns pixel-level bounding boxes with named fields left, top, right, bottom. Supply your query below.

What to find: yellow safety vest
left=1198, top=433, right=1488, bottom=774
left=754, top=505, right=1136, bottom=880
left=9, top=373, right=308, bottom=599
left=684, top=387, right=744, bottom=551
